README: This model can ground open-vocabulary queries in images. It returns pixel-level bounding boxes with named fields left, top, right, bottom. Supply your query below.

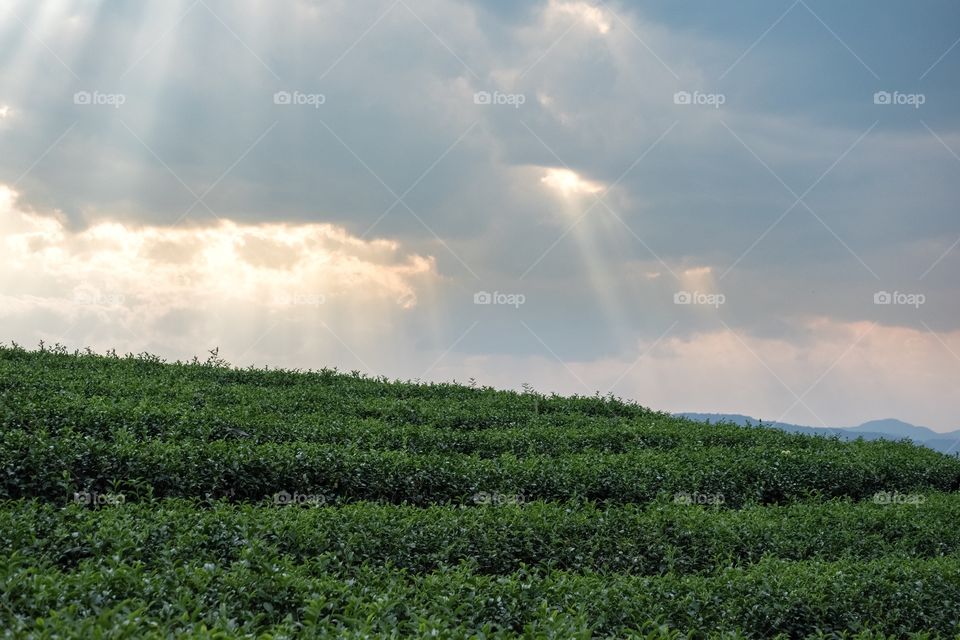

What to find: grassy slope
left=1, top=345, right=959, bottom=638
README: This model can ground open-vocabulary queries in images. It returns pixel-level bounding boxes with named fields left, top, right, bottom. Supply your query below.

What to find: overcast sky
left=2, top=0, right=959, bottom=430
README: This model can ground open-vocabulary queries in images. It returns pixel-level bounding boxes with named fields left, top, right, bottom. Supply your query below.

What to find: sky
left=1, top=0, right=959, bottom=431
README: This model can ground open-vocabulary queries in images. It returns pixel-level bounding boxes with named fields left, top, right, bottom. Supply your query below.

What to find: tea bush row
left=2, top=496, right=959, bottom=575
left=2, top=552, right=958, bottom=638
left=4, top=430, right=958, bottom=506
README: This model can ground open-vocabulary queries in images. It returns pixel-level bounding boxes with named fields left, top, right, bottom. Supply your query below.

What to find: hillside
left=2, top=344, right=960, bottom=638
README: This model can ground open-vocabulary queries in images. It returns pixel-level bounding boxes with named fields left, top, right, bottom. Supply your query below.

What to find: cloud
left=429, top=317, right=960, bottom=432
left=547, top=0, right=611, bottom=35
left=0, top=184, right=439, bottom=356
left=540, top=167, right=604, bottom=198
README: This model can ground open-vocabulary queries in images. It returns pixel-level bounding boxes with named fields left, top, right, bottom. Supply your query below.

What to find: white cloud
left=0, top=185, right=438, bottom=357
left=540, top=167, right=604, bottom=198
left=547, top=0, right=612, bottom=35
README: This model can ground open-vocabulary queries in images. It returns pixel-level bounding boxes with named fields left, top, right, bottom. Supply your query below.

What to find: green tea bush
left=4, top=429, right=958, bottom=505
left=2, top=497, right=959, bottom=575
left=2, top=554, right=958, bottom=638
left=2, top=345, right=959, bottom=638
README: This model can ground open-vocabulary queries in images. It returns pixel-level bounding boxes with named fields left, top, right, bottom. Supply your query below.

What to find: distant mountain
left=677, top=413, right=960, bottom=455
left=850, top=419, right=942, bottom=440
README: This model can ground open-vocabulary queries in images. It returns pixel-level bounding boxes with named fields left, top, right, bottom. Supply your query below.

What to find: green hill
left=2, top=344, right=959, bottom=638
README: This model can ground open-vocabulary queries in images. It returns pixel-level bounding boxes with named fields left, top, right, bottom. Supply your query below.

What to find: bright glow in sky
left=540, top=168, right=604, bottom=199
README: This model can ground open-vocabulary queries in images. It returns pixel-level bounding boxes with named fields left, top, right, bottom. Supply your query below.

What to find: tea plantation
left=2, top=344, right=959, bottom=638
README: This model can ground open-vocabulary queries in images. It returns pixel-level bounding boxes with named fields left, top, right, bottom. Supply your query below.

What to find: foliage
left=1, top=345, right=959, bottom=638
